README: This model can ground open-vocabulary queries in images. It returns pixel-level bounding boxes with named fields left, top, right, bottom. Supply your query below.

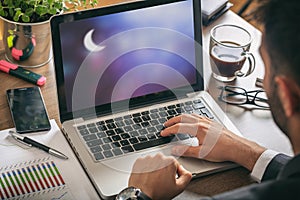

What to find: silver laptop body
left=50, top=0, right=241, bottom=198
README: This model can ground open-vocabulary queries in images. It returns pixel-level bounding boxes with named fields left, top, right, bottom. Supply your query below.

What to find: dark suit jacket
left=203, top=154, right=300, bottom=200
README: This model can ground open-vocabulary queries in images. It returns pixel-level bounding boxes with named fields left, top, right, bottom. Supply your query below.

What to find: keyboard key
left=87, top=123, right=96, bottom=128
left=115, top=128, right=124, bottom=134
left=177, top=133, right=190, bottom=140
left=77, top=125, right=87, bottom=130
left=97, top=125, right=107, bottom=131
left=147, top=134, right=156, bottom=140
left=96, top=121, right=105, bottom=126
left=107, top=123, right=116, bottom=129
left=88, top=127, right=98, bottom=133
left=141, top=121, right=150, bottom=127
left=124, top=126, right=133, bottom=132
left=150, top=119, right=159, bottom=126
left=167, top=109, right=176, bottom=116
left=184, top=101, right=193, bottom=105
left=138, top=129, right=147, bottom=135
left=158, top=118, right=167, bottom=124
left=133, top=136, right=175, bottom=151
left=94, top=152, right=104, bottom=160
left=121, top=146, right=134, bottom=153
left=193, top=102, right=205, bottom=109
left=103, top=150, right=114, bottom=158
left=167, top=105, right=176, bottom=109
left=112, top=135, right=121, bottom=141
left=147, top=127, right=156, bottom=133
left=79, top=129, right=89, bottom=136
left=133, top=117, right=143, bottom=123
left=129, top=131, right=139, bottom=137
left=105, top=119, right=114, bottom=124
left=90, top=146, right=102, bottom=153
left=132, top=124, right=142, bottom=130
left=102, top=144, right=111, bottom=150
left=124, top=119, right=134, bottom=125
left=159, top=112, right=168, bottom=117
left=115, top=117, right=123, bottom=121
left=200, top=108, right=214, bottom=119
left=156, top=125, right=164, bottom=131
left=142, top=115, right=151, bottom=121
left=123, top=114, right=132, bottom=119
left=87, top=139, right=103, bottom=147
left=103, top=137, right=112, bottom=143
left=150, top=113, right=160, bottom=119
left=150, top=108, right=158, bottom=113
left=120, top=140, right=130, bottom=146
left=138, top=136, right=148, bottom=142
left=121, top=133, right=130, bottom=139
left=106, top=130, right=115, bottom=136
left=129, top=137, right=139, bottom=144
left=112, top=142, right=121, bottom=148
left=116, top=121, right=125, bottom=127
left=83, top=134, right=97, bottom=141
left=141, top=111, right=149, bottom=115
left=132, top=113, right=141, bottom=117
left=97, top=132, right=106, bottom=138
left=112, top=148, right=123, bottom=156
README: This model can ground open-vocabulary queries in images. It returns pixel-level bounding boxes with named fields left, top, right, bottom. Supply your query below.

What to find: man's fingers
left=176, top=164, right=192, bottom=190
left=161, top=123, right=201, bottom=137
left=164, top=114, right=201, bottom=127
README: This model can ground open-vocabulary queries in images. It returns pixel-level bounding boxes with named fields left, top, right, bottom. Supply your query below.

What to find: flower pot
left=0, top=16, right=52, bottom=68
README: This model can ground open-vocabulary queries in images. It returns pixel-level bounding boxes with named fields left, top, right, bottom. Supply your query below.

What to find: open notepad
left=0, top=119, right=99, bottom=200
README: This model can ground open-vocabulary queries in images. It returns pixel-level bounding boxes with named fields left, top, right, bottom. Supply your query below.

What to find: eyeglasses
left=218, top=86, right=270, bottom=109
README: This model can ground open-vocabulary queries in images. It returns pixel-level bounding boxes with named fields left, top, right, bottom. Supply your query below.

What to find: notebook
left=50, top=0, right=242, bottom=198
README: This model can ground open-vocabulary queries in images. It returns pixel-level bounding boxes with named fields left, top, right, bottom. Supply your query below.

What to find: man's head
left=254, top=0, right=300, bottom=135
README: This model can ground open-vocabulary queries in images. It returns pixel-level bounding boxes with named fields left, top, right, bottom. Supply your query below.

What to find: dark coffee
left=210, top=41, right=246, bottom=78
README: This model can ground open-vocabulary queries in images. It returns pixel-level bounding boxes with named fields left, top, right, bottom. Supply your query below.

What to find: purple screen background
left=59, top=0, right=197, bottom=112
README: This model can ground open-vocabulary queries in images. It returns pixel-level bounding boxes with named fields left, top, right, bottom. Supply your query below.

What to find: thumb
left=172, top=145, right=201, bottom=158
left=176, top=165, right=192, bottom=190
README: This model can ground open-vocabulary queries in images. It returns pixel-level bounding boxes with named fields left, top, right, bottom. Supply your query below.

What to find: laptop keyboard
left=76, top=99, right=214, bottom=161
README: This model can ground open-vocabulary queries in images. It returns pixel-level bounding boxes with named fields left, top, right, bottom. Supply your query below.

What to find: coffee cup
left=209, top=24, right=255, bottom=82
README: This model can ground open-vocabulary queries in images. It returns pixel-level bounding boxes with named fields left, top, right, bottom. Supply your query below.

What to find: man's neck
left=288, top=115, right=300, bottom=155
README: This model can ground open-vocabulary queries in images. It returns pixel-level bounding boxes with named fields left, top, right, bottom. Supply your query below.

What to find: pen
left=9, top=131, right=68, bottom=160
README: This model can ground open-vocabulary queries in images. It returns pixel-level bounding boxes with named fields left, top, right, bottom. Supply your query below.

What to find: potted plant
left=0, top=0, right=98, bottom=67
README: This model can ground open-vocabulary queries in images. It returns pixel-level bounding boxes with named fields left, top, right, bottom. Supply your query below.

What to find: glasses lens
left=254, top=91, right=269, bottom=108
left=221, top=87, right=247, bottom=104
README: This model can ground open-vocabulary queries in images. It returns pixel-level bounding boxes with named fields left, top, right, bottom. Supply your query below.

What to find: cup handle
left=235, top=52, right=256, bottom=77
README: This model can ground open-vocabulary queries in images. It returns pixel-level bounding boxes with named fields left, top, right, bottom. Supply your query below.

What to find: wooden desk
left=0, top=4, right=293, bottom=198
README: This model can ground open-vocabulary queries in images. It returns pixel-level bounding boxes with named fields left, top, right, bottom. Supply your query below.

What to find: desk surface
left=0, top=2, right=293, bottom=198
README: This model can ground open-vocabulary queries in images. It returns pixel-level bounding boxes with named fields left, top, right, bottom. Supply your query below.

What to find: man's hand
left=129, top=153, right=192, bottom=200
left=161, top=114, right=266, bottom=171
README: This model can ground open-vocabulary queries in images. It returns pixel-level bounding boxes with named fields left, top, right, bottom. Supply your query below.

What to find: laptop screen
left=51, top=0, right=203, bottom=121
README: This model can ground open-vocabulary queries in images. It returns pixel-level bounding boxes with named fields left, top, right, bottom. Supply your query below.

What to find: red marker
left=0, top=60, right=46, bottom=86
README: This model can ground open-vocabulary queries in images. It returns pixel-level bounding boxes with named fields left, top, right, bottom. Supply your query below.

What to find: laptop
left=50, top=0, right=242, bottom=198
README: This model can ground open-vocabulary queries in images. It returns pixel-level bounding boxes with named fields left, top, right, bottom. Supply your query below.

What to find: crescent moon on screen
left=83, top=29, right=106, bottom=52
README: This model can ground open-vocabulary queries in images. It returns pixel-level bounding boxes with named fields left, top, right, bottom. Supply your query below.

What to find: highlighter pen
left=0, top=60, right=46, bottom=86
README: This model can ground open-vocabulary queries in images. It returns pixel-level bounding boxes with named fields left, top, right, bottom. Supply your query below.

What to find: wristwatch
left=116, top=186, right=152, bottom=200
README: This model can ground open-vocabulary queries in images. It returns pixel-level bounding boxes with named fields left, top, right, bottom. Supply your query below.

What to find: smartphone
left=6, top=86, right=51, bottom=133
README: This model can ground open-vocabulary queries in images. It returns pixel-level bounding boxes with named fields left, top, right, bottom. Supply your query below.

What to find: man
left=117, top=0, right=300, bottom=199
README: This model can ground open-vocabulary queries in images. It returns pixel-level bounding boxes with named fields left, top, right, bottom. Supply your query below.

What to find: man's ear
left=274, top=76, right=300, bottom=117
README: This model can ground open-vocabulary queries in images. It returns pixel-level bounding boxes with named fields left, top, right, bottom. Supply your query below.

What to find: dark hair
left=253, top=0, right=300, bottom=84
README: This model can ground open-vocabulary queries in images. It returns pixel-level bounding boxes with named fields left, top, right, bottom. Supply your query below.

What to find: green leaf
left=13, top=10, right=22, bottom=22
left=36, top=5, right=48, bottom=16
left=21, top=14, right=30, bottom=23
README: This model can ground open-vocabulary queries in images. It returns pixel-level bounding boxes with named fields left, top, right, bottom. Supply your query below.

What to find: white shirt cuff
left=250, top=149, right=279, bottom=182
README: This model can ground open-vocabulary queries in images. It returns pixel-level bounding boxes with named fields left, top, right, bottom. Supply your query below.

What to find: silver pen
left=9, top=131, right=68, bottom=160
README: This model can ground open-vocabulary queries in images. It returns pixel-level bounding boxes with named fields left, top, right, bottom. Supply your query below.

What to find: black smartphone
left=6, top=86, right=51, bottom=133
